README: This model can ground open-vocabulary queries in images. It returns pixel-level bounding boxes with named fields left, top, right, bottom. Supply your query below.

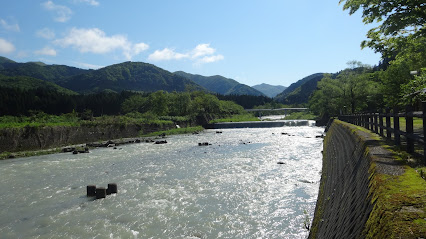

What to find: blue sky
left=0, top=0, right=381, bottom=87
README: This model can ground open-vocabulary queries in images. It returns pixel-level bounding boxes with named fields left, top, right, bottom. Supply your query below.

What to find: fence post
left=379, top=109, right=384, bottom=136
left=386, top=108, right=391, bottom=139
left=406, top=105, right=414, bottom=154
left=394, top=106, right=400, bottom=146
left=356, top=113, right=360, bottom=126
left=374, top=112, right=379, bottom=134
left=423, top=102, right=426, bottom=165
left=365, top=112, right=370, bottom=130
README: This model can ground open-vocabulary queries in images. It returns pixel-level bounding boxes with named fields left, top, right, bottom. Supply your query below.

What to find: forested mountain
left=60, top=62, right=205, bottom=93
left=175, top=71, right=265, bottom=96
left=0, top=59, right=90, bottom=83
left=0, top=57, right=205, bottom=94
left=0, top=56, right=16, bottom=70
left=252, top=83, right=286, bottom=98
left=0, top=75, right=77, bottom=95
left=274, top=73, right=324, bottom=104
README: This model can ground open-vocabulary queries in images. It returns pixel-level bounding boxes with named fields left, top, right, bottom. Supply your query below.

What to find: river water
left=0, top=125, right=323, bottom=239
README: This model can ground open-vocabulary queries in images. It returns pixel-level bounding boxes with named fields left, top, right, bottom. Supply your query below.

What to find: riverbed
left=0, top=126, right=323, bottom=238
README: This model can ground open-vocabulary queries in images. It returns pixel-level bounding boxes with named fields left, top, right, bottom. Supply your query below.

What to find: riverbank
left=0, top=123, right=202, bottom=160
left=309, top=120, right=426, bottom=238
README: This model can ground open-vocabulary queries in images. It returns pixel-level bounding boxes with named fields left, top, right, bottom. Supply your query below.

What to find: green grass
left=365, top=166, right=426, bottom=238
left=140, top=126, right=204, bottom=137
left=0, top=114, right=176, bottom=129
left=209, top=114, right=259, bottom=123
left=386, top=117, right=423, bottom=132
left=0, top=114, right=80, bottom=129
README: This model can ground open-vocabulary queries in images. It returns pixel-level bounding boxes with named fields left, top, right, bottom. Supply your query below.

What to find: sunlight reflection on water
left=0, top=126, right=323, bottom=238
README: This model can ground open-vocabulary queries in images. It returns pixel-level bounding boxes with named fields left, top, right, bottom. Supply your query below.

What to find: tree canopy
left=339, top=0, right=426, bottom=58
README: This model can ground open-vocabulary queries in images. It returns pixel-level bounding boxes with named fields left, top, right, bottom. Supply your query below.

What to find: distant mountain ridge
left=60, top=62, right=204, bottom=94
left=0, top=60, right=90, bottom=83
left=175, top=71, right=265, bottom=96
left=274, top=73, right=325, bottom=105
left=251, top=83, right=286, bottom=98
left=0, top=56, right=323, bottom=102
left=0, top=57, right=204, bottom=94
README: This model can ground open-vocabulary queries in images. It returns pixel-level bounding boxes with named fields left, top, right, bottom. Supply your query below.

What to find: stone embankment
left=0, top=122, right=188, bottom=153
left=309, top=120, right=425, bottom=238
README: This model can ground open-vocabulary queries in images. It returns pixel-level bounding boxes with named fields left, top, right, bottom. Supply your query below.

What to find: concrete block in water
left=95, top=187, right=107, bottom=199
left=107, top=183, right=117, bottom=195
left=87, top=185, right=96, bottom=197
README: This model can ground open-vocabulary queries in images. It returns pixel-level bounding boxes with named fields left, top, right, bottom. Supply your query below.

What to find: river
left=0, top=125, right=323, bottom=239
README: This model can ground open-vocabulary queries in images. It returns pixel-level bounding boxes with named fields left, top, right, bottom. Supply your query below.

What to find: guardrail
left=339, top=102, right=426, bottom=165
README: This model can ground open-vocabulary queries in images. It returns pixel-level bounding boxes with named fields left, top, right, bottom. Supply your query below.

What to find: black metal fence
left=339, top=102, right=426, bottom=165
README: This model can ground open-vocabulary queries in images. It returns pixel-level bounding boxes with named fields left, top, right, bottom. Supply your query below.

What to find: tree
left=121, top=95, right=148, bottom=114
left=339, top=0, right=426, bottom=58
left=147, top=91, right=169, bottom=116
left=401, top=68, right=426, bottom=105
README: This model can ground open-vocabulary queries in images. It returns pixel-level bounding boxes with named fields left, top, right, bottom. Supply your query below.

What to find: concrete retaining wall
left=309, top=120, right=374, bottom=238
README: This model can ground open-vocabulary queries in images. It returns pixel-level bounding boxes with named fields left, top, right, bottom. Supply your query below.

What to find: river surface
left=0, top=126, right=323, bottom=239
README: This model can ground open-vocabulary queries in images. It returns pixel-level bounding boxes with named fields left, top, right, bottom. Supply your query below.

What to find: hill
left=274, top=73, right=324, bottom=104
left=0, top=74, right=77, bottom=95
left=252, top=83, right=286, bottom=98
left=0, top=60, right=90, bottom=83
left=175, top=71, right=265, bottom=96
left=0, top=56, right=17, bottom=70
left=60, top=62, right=205, bottom=93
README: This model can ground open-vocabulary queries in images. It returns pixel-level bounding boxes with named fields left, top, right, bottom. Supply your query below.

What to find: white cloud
left=0, top=19, right=20, bottom=32
left=133, top=43, right=149, bottom=55
left=191, top=44, right=216, bottom=59
left=55, top=27, right=149, bottom=60
left=35, top=47, right=57, bottom=56
left=124, top=42, right=150, bottom=60
left=198, top=54, right=224, bottom=63
left=73, top=0, right=99, bottom=6
left=0, top=38, right=15, bottom=54
left=148, top=43, right=224, bottom=64
left=36, top=28, right=55, bottom=39
left=148, top=48, right=189, bottom=61
left=42, top=1, right=73, bottom=22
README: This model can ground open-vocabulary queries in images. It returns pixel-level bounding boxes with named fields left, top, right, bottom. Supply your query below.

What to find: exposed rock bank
left=0, top=122, right=188, bottom=153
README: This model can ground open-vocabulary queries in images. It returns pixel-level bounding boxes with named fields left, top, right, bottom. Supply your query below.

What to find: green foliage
left=140, top=126, right=204, bottom=137
left=216, top=94, right=273, bottom=109
left=401, top=69, right=426, bottom=105
left=337, top=1, right=426, bottom=108
left=253, top=102, right=288, bottom=109
left=209, top=114, right=259, bottom=123
left=339, top=0, right=426, bottom=58
left=121, top=94, right=148, bottom=114
left=0, top=112, right=80, bottom=129
left=309, top=65, right=382, bottom=117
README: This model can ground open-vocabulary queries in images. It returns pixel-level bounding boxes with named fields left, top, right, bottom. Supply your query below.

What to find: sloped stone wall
left=309, top=120, right=374, bottom=238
